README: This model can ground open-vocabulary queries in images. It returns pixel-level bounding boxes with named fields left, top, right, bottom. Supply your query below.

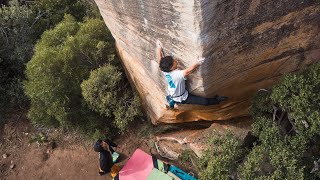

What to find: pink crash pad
left=118, top=149, right=153, bottom=180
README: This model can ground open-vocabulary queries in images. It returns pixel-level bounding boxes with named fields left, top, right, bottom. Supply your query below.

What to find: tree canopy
left=24, top=14, right=141, bottom=137
left=198, top=64, right=320, bottom=180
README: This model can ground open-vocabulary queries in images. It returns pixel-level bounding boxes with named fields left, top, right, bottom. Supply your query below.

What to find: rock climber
left=156, top=40, right=228, bottom=108
left=93, top=139, right=119, bottom=176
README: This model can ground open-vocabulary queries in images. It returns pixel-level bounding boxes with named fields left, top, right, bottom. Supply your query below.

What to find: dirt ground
left=0, top=112, right=194, bottom=180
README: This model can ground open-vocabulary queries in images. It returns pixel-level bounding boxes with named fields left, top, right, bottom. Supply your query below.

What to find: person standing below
left=93, top=139, right=118, bottom=176
left=156, top=40, right=228, bottom=107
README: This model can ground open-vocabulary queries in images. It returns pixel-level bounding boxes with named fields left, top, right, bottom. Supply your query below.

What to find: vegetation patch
left=24, top=14, right=141, bottom=138
left=81, top=65, right=142, bottom=132
left=197, top=64, right=320, bottom=180
left=198, top=132, right=245, bottom=180
left=0, top=0, right=101, bottom=125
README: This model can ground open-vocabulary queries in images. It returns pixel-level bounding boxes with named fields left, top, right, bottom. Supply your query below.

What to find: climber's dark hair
left=93, top=139, right=103, bottom=152
left=159, top=56, right=174, bottom=72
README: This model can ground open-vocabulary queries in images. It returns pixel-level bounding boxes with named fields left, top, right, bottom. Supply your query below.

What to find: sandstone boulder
left=156, top=117, right=252, bottom=158
left=95, top=0, right=320, bottom=124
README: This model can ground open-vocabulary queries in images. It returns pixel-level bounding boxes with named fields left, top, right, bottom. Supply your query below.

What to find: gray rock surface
left=95, top=0, right=320, bottom=124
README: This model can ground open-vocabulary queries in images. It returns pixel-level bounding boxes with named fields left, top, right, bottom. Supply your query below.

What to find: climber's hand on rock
left=156, top=40, right=164, bottom=62
left=197, top=57, right=205, bottom=65
left=156, top=40, right=162, bottom=49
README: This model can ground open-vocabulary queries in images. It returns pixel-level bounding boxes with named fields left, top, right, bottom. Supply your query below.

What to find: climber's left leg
left=180, top=93, right=211, bottom=105
left=179, top=94, right=227, bottom=106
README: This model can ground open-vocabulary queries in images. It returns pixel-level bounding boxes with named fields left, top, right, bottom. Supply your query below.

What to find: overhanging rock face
left=95, top=0, right=320, bottom=124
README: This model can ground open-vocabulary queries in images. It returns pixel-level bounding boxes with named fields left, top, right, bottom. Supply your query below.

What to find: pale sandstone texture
left=95, top=0, right=320, bottom=124
left=156, top=118, right=252, bottom=157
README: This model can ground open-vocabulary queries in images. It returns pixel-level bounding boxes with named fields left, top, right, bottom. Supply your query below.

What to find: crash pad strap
left=152, top=155, right=158, bottom=169
left=152, top=155, right=169, bottom=173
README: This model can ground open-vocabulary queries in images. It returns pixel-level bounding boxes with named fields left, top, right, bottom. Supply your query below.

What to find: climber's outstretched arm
left=183, top=63, right=200, bottom=77
left=156, top=40, right=164, bottom=63
left=183, top=57, right=205, bottom=77
left=156, top=47, right=164, bottom=63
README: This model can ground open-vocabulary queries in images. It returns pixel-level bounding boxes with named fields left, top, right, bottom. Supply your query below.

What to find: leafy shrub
left=32, top=0, right=101, bottom=35
left=179, top=150, right=194, bottom=163
left=0, top=2, right=37, bottom=113
left=198, top=132, right=244, bottom=180
left=238, top=63, right=320, bottom=179
left=113, top=93, right=142, bottom=131
left=91, top=129, right=106, bottom=141
left=271, top=64, right=320, bottom=138
left=197, top=63, right=320, bottom=180
left=239, top=117, right=306, bottom=179
left=81, top=65, right=142, bottom=132
left=25, top=14, right=140, bottom=137
left=0, top=0, right=100, bottom=119
left=24, top=15, right=115, bottom=135
left=81, top=65, right=122, bottom=117
left=237, top=145, right=265, bottom=179
left=29, top=132, right=48, bottom=144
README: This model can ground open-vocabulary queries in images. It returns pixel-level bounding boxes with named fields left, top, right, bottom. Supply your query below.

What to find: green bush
left=179, top=150, right=194, bottom=164
left=81, top=65, right=122, bottom=117
left=0, top=2, right=37, bottom=113
left=197, top=63, right=320, bottom=180
left=0, top=0, right=101, bottom=119
left=32, top=0, right=101, bottom=34
left=198, top=132, right=244, bottom=180
left=81, top=65, right=142, bottom=132
left=29, top=132, right=48, bottom=144
left=113, top=93, right=142, bottom=131
left=239, top=117, right=306, bottom=179
left=238, top=63, right=320, bottom=179
left=24, top=15, right=114, bottom=135
left=25, top=14, right=140, bottom=137
left=271, top=65, right=320, bottom=138
left=237, top=145, right=265, bottom=179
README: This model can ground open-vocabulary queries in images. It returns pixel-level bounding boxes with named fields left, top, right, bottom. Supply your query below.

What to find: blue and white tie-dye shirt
left=163, top=69, right=188, bottom=102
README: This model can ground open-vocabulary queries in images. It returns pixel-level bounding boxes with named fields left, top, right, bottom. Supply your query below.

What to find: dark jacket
left=93, top=139, right=118, bottom=173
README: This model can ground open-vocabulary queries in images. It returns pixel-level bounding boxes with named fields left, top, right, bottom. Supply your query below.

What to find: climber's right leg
left=180, top=93, right=210, bottom=105
left=179, top=94, right=227, bottom=106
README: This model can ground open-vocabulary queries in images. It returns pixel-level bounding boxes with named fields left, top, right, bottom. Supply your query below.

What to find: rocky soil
left=0, top=112, right=219, bottom=180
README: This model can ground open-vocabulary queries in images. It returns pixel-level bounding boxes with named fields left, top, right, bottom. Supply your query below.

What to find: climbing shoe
left=166, top=95, right=175, bottom=109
